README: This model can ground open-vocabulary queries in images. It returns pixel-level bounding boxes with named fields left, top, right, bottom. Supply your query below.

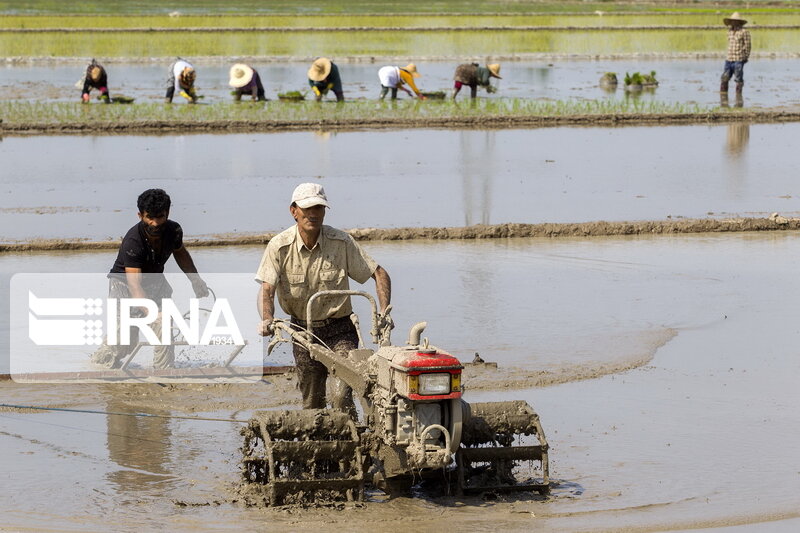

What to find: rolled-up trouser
left=721, top=60, right=746, bottom=84
left=379, top=86, right=399, bottom=99
left=90, top=277, right=174, bottom=369
left=291, top=315, right=358, bottom=416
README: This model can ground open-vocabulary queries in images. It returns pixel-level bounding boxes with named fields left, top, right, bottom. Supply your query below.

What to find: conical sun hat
left=724, top=12, right=748, bottom=26
left=229, top=63, right=254, bottom=88
left=403, top=63, right=421, bottom=78
left=180, top=66, right=196, bottom=84
left=308, top=57, right=332, bottom=82
left=487, top=63, right=502, bottom=79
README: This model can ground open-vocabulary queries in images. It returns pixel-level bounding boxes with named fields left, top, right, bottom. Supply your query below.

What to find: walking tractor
left=241, top=290, right=549, bottom=504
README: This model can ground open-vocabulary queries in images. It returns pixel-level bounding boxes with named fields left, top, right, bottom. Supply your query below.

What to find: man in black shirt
left=92, top=189, right=209, bottom=369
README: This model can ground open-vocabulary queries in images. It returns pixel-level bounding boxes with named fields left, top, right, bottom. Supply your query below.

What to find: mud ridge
left=464, top=329, right=677, bottom=391
left=3, top=217, right=799, bottom=253
left=3, top=110, right=800, bottom=137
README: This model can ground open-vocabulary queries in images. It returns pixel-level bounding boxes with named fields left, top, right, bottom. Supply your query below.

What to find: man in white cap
left=720, top=12, right=751, bottom=98
left=255, top=183, right=391, bottom=415
left=307, top=57, right=344, bottom=102
left=229, top=63, right=267, bottom=102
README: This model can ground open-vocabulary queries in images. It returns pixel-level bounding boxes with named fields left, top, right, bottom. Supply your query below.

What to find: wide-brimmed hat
left=403, top=63, right=421, bottom=78
left=291, top=183, right=329, bottom=209
left=308, top=57, right=332, bottom=82
left=487, top=63, right=502, bottom=79
left=89, top=66, right=102, bottom=82
left=229, top=63, right=254, bottom=88
left=180, top=66, right=196, bottom=84
left=724, top=12, right=747, bottom=26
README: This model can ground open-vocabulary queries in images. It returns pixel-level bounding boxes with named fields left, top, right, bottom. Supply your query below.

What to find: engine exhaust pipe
left=406, top=321, right=427, bottom=346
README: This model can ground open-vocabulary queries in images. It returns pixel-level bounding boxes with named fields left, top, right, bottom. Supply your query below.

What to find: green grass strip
left=0, top=98, right=717, bottom=126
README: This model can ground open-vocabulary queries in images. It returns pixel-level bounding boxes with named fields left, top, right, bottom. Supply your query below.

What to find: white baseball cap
left=291, top=183, right=329, bottom=209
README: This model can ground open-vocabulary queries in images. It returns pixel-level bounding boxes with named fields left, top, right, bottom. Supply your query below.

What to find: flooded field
left=3, top=58, right=800, bottom=108
left=2, top=122, right=800, bottom=243
left=2, top=233, right=799, bottom=531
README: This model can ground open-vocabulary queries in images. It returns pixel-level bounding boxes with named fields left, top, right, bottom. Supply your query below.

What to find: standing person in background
left=165, top=58, right=198, bottom=104
left=307, top=57, right=344, bottom=102
left=80, top=59, right=110, bottom=104
left=452, top=62, right=502, bottom=100
left=229, top=63, right=267, bottom=102
left=720, top=12, right=751, bottom=98
left=378, top=63, right=426, bottom=100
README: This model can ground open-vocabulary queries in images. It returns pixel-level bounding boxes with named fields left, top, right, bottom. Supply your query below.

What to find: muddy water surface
left=1, top=233, right=799, bottom=531
left=3, top=122, right=800, bottom=242
left=3, top=58, right=800, bottom=107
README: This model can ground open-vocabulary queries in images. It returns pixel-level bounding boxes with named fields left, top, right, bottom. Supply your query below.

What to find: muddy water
left=2, top=58, right=800, bottom=107
left=3, top=122, right=800, bottom=242
left=1, top=233, right=799, bottom=531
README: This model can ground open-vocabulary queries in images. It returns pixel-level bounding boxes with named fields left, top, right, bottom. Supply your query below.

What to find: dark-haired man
left=91, top=188, right=209, bottom=369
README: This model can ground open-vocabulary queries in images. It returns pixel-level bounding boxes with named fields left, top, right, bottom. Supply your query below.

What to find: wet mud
left=2, top=217, right=799, bottom=253
left=2, top=234, right=800, bottom=530
left=3, top=110, right=800, bottom=136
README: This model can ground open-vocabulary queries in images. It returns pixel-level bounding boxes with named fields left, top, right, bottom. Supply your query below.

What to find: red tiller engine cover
left=391, top=349, right=463, bottom=374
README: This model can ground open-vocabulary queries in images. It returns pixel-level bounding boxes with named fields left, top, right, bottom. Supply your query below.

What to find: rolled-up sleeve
left=345, top=236, right=377, bottom=284
left=255, top=241, right=280, bottom=285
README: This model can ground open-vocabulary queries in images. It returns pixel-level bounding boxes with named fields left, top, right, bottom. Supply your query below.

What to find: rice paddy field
left=2, top=1, right=800, bottom=130
left=3, top=4, right=800, bottom=532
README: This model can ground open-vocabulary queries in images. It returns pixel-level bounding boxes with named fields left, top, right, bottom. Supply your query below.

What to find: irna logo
left=28, top=292, right=244, bottom=347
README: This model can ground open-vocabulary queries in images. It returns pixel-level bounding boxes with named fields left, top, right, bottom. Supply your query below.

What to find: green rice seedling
left=0, top=97, right=722, bottom=130
left=277, top=91, right=305, bottom=101
left=3, top=26, right=800, bottom=57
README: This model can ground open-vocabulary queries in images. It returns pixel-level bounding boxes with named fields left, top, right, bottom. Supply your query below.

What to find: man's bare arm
left=173, top=245, right=209, bottom=297
left=257, top=282, right=276, bottom=336
left=124, top=267, right=147, bottom=299
left=372, top=265, right=391, bottom=313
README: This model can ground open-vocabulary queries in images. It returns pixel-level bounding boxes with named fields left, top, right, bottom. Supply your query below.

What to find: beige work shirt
left=255, top=225, right=378, bottom=321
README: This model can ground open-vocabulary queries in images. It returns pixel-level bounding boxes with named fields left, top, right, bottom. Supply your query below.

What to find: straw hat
left=308, top=57, right=332, bottom=82
left=180, top=66, right=196, bottom=85
left=487, top=63, right=502, bottom=79
left=229, top=63, right=254, bottom=88
left=89, top=66, right=102, bottom=82
left=724, top=12, right=747, bottom=26
left=403, top=63, right=421, bottom=78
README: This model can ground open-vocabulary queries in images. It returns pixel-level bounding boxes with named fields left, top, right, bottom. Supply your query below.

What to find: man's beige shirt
left=255, top=225, right=377, bottom=321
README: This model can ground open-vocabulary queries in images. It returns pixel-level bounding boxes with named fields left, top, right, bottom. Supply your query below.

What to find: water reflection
left=105, top=391, right=176, bottom=495
left=725, top=123, right=750, bottom=157
left=459, top=131, right=495, bottom=225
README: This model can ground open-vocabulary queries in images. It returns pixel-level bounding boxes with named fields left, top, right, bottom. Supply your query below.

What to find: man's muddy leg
left=293, top=343, right=327, bottom=409
left=151, top=314, right=174, bottom=369
left=328, top=336, right=358, bottom=418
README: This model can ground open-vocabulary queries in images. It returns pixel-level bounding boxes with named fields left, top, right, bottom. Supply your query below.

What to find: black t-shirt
left=110, top=220, right=184, bottom=274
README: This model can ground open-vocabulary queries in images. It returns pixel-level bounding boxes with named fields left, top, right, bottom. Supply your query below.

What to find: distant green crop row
left=0, top=98, right=717, bottom=127
left=3, top=13, right=800, bottom=29
left=2, top=28, right=797, bottom=57
left=4, top=0, right=779, bottom=16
